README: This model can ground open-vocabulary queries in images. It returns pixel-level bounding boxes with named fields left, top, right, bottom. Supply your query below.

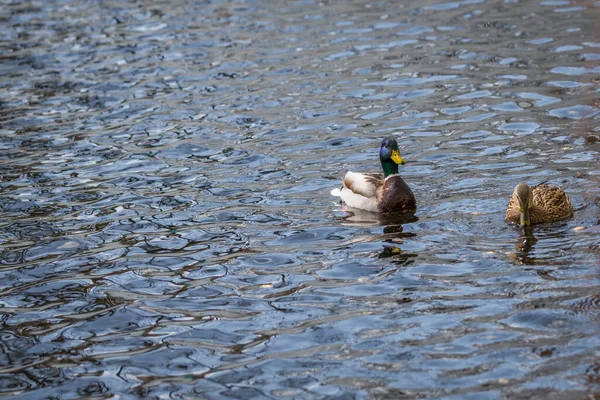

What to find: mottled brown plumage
left=505, top=182, right=573, bottom=226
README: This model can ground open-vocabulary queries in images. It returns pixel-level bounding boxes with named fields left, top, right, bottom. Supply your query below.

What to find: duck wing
left=505, top=195, right=518, bottom=221
left=339, top=172, right=384, bottom=212
left=532, top=184, right=573, bottom=216
left=343, top=172, right=384, bottom=198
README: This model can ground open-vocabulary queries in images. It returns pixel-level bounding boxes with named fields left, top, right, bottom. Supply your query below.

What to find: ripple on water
left=551, top=66, right=600, bottom=75
left=516, top=92, right=560, bottom=107
left=549, top=105, right=599, bottom=120
left=498, top=122, right=540, bottom=135
left=1, top=0, right=599, bottom=399
left=492, top=102, right=523, bottom=112
left=455, top=90, right=493, bottom=100
left=547, top=80, right=592, bottom=88
left=239, top=253, right=300, bottom=269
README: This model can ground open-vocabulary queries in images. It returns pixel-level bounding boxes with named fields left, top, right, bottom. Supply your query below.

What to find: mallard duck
left=332, top=136, right=416, bottom=214
left=505, top=182, right=573, bottom=226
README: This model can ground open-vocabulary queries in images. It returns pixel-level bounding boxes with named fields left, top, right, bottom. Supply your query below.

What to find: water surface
left=1, top=0, right=600, bottom=398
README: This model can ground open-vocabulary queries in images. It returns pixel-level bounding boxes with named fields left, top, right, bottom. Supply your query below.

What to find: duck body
left=336, top=137, right=416, bottom=214
left=505, top=182, right=573, bottom=226
left=340, top=172, right=416, bottom=213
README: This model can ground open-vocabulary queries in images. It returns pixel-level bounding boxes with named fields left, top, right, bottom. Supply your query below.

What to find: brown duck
left=505, top=182, right=573, bottom=226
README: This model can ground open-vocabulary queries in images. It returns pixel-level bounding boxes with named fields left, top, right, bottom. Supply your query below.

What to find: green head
left=513, top=182, right=533, bottom=227
left=379, top=136, right=406, bottom=177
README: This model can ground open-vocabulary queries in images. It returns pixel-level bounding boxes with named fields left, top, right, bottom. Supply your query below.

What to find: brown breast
left=377, top=175, right=416, bottom=214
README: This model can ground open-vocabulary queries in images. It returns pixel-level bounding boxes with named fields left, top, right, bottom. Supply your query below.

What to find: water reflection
left=339, top=207, right=418, bottom=265
left=508, top=221, right=579, bottom=269
left=1, top=0, right=600, bottom=398
left=378, top=244, right=418, bottom=267
left=339, top=206, right=418, bottom=225
left=512, top=227, right=538, bottom=265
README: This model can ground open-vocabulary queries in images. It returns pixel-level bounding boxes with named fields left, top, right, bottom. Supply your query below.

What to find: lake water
left=1, top=0, right=599, bottom=398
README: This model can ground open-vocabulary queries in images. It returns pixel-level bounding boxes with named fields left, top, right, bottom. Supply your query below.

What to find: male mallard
left=332, top=136, right=416, bottom=214
left=505, top=182, right=573, bottom=226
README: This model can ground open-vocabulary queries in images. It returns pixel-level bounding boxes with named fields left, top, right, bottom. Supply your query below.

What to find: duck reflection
left=380, top=220, right=418, bottom=266
left=340, top=206, right=418, bottom=265
left=339, top=205, right=418, bottom=225
left=377, top=245, right=417, bottom=266
left=512, top=227, right=537, bottom=265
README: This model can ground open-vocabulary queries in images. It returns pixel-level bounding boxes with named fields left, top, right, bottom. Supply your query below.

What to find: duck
left=332, top=136, right=416, bottom=214
left=505, top=182, right=573, bottom=226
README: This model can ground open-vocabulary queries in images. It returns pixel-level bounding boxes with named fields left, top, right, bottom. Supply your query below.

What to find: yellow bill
left=519, top=206, right=530, bottom=227
left=391, top=150, right=405, bottom=165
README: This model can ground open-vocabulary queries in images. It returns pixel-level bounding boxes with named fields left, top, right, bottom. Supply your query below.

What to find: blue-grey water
left=1, top=0, right=599, bottom=398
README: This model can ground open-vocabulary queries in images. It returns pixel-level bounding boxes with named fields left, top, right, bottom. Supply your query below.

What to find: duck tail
left=330, top=187, right=342, bottom=197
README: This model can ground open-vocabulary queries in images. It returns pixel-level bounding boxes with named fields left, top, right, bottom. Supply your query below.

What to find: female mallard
left=505, top=182, right=573, bottom=226
left=332, top=136, right=416, bottom=214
